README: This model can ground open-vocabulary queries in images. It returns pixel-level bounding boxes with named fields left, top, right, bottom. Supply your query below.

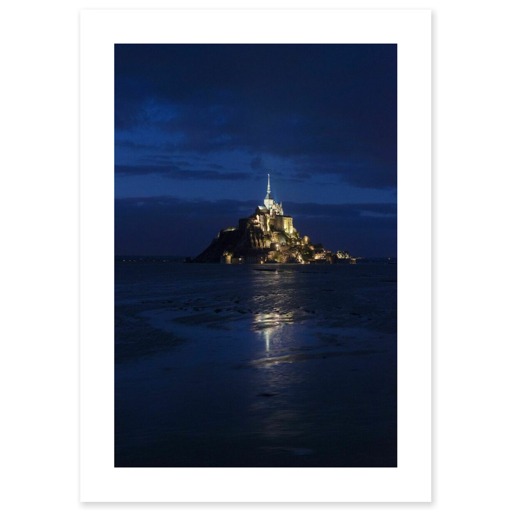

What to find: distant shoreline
left=115, top=255, right=397, bottom=264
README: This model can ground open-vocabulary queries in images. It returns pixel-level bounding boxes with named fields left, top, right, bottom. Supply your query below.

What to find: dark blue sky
left=115, top=44, right=396, bottom=257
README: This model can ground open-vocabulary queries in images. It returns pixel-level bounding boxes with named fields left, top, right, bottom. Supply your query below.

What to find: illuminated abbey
left=193, top=174, right=353, bottom=264
left=255, top=174, right=294, bottom=240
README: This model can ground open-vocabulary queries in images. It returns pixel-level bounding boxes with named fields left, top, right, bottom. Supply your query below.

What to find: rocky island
left=193, top=175, right=355, bottom=264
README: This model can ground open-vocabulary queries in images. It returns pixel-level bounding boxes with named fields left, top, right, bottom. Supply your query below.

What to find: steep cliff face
left=193, top=222, right=265, bottom=263
left=192, top=227, right=242, bottom=263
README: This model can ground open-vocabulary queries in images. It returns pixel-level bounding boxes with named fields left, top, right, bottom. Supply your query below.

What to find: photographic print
left=115, top=43, right=397, bottom=468
left=80, top=9, right=430, bottom=501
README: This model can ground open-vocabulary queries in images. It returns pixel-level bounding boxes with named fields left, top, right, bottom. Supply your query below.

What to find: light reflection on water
left=249, top=266, right=304, bottom=355
left=247, top=269, right=310, bottom=442
left=252, top=312, right=282, bottom=355
left=115, top=262, right=397, bottom=467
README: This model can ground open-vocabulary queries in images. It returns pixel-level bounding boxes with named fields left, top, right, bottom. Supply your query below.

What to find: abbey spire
left=263, top=173, right=284, bottom=216
left=263, top=173, right=273, bottom=209
left=264, top=173, right=273, bottom=209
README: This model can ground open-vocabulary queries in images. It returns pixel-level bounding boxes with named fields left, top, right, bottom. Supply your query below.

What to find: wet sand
left=115, top=262, right=396, bottom=467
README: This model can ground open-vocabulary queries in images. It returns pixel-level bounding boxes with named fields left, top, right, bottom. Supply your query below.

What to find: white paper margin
left=80, top=8, right=431, bottom=502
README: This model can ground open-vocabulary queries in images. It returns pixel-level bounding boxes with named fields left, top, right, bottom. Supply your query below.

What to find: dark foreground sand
left=115, top=262, right=397, bottom=467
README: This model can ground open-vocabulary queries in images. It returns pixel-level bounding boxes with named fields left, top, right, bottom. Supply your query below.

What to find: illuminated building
left=193, top=174, right=352, bottom=264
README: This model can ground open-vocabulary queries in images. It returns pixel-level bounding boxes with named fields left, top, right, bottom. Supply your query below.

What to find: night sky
left=115, top=44, right=396, bottom=258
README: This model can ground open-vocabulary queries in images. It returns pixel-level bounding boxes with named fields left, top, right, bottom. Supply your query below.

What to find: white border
left=80, top=9, right=431, bottom=502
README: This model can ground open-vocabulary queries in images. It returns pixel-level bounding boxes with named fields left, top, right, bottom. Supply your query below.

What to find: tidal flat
left=115, top=261, right=397, bottom=467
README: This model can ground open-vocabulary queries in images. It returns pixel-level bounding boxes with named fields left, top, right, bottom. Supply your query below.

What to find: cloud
left=115, top=165, right=251, bottom=181
left=286, top=201, right=397, bottom=218
left=115, top=44, right=396, bottom=191
left=250, top=156, right=264, bottom=170
left=291, top=154, right=396, bottom=189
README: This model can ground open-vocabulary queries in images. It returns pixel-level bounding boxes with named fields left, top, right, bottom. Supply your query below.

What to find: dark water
left=115, top=261, right=397, bottom=467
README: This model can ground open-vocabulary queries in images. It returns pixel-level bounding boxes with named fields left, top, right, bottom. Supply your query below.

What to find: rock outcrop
left=193, top=175, right=355, bottom=265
